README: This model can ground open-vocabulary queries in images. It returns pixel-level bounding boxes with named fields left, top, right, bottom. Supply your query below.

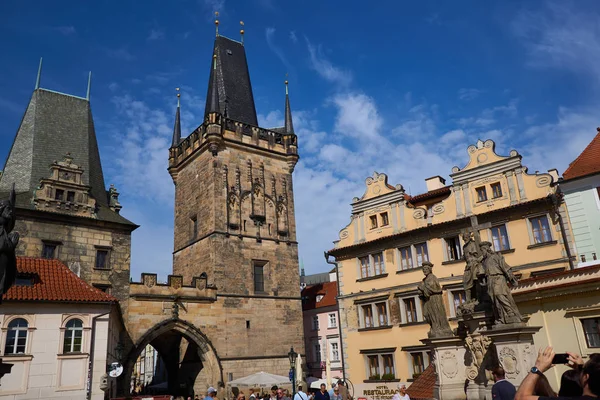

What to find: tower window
left=253, top=261, right=266, bottom=293
left=191, top=215, right=198, bottom=240
left=95, top=249, right=110, bottom=269
left=55, top=189, right=64, bottom=201
left=42, top=241, right=60, bottom=259
left=66, top=191, right=75, bottom=203
left=246, top=320, right=250, bottom=329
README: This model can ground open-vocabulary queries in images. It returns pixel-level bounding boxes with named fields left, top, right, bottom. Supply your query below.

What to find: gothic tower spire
left=207, top=55, right=220, bottom=115
left=284, top=79, right=294, bottom=135
left=171, top=88, right=182, bottom=147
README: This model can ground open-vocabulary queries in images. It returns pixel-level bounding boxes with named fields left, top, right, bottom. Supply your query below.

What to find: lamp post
left=288, top=347, right=298, bottom=400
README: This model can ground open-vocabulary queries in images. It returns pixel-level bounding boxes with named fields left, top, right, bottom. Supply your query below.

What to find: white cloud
left=258, top=110, right=283, bottom=128
left=458, top=88, right=482, bottom=101
left=200, top=0, right=225, bottom=20
left=54, top=26, right=76, bottom=36
left=265, top=28, right=293, bottom=73
left=331, top=92, right=382, bottom=140
left=289, top=31, right=298, bottom=43
left=147, top=29, right=164, bottom=41
left=108, top=82, right=119, bottom=92
left=512, top=1, right=600, bottom=82
left=305, top=38, right=352, bottom=86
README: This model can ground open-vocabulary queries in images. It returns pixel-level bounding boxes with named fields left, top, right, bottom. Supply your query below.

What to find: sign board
left=109, top=362, right=123, bottom=378
left=354, top=383, right=406, bottom=400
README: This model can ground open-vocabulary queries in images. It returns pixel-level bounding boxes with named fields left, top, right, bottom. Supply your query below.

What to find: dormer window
left=316, top=295, right=324, bottom=302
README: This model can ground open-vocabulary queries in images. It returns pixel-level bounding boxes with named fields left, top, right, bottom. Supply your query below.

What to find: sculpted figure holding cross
left=462, top=231, right=484, bottom=303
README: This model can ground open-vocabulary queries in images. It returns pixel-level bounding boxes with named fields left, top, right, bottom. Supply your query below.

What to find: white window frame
left=489, top=224, right=511, bottom=252
left=526, top=213, right=554, bottom=245
left=329, top=340, right=340, bottom=362
left=1, top=315, right=35, bottom=356
left=314, top=341, right=322, bottom=363
left=396, top=242, right=430, bottom=271
left=312, top=315, right=319, bottom=331
left=443, top=236, right=462, bottom=262
left=447, top=289, right=467, bottom=318
left=398, top=295, right=424, bottom=324
left=328, top=313, right=337, bottom=328
left=356, top=252, right=386, bottom=279
left=63, top=318, right=84, bottom=353
left=364, top=352, right=396, bottom=380
left=408, top=351, right=430, bottom=378
left=358, top=300, right=391, bottom=329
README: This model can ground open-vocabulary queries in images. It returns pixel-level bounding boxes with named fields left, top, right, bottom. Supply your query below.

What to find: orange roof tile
left=406, top=186, right=451, bottom=204
left=301, top=281, right=338, bottom=310
left=563, top=129, right=600, bottom=180
left=2, top=257, right=117, bottom=303
left=406, top=364, right=435, bottom=400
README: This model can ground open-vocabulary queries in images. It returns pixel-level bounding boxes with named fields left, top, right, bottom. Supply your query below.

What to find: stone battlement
left=130, top=273, right=217, bottom=301
left=168, top=116, right=298, bottom=169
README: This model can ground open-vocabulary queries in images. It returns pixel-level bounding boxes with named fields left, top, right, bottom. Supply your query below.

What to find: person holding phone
left=515, top=346, right=600, bottom=400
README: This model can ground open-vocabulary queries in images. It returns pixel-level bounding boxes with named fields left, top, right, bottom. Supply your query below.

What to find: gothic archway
left=120, top=318, right=223, bottom=398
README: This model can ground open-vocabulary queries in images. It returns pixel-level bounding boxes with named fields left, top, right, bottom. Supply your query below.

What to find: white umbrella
left=229, top=371, right=292, bottom=388
left=310, top=379, right=328, bottom=389
left=295, top=353, right=303, bottom=386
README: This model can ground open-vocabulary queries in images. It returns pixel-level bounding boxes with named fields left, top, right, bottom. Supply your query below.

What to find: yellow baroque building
left=326, top=139, right=577, bottom=395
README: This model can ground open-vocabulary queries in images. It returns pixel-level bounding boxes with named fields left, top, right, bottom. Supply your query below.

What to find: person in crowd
left=331, top=386, right=342, bottom=400
left=336, top=380, right=349, bottom=400
left=392, top=384, right=409, bottom=400
left=277, top=388, right=290, bottom=400
left=492, top=367, right=517, bottom=400
left=328, top=383, right=335, bottom=399
left=237, top=391, right=246, bottom=400
left=195, top=395, right=201, bottom=400
left=515, top=346, right=600, bottom=400
left=295, top=385, right=309, bottom=400
left=315, top=383, right=330, bottom=400
left=249, top=388, right=257, bottom=400
left=560, top=369, right=583, bottom=397
left=271, top=386, right=279, bottom=400
left=205, top=387, right=218, bottom=400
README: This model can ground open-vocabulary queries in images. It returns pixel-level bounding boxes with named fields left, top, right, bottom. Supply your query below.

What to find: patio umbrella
left=228, top=371, right=292, bottom=388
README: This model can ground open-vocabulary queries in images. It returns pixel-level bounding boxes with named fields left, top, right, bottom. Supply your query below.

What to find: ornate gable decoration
left=33, top=153, right=97, bottom=217
left=452, top=139, right=520, bottom=174
left=354, top=171, right=403, bottom=203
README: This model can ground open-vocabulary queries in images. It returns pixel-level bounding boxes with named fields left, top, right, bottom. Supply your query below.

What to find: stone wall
left=14, top=216, right=132, bottom=308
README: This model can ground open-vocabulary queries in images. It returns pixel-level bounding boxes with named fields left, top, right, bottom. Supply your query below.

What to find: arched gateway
left=121, top=318, right=222, bottom=398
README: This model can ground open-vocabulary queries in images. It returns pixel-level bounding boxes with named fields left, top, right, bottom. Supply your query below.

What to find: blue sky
left=1, top=0, right=600, bottom=280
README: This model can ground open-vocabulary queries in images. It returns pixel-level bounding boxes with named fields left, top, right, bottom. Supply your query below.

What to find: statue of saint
left=480, top=241, right=523, bottom=325
left=462, top=231, right=484, bottom=302
left=418, top=262, right=453, bottom=337
left=0, top=184, right=19, bottom=300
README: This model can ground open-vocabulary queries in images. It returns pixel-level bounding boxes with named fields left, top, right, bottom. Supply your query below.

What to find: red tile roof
left=563, top=128, right=600, bottom=180
left=406, top=364, right=435, bottom=400
left=406, top=186, right=452, bottom=204
left=301, top=281, right=338, bottom=311
left=2, top=257, right=117, bottom=303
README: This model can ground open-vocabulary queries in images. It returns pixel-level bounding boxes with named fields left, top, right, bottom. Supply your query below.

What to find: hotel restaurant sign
left=355, top=383, right=406, bottom=400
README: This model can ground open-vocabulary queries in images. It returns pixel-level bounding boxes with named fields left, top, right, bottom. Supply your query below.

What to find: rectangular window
left=382, top=354, right=395, bottom=377
left=376, top=302, right=388, bottom=326
left=42, top=243, right=57, bottom=259
left=491, top=183, right=502, bottom=198
left=404, top=298, right=417, bottom=323
left=452, top=290, right=467, bottom=315
left=415, top=242, right=429, bottom=266
left=95, top=249, right=110, bottom=269
left=380, top=212, right=389, bottom=226
left=372, top=252, right=384, bottom=275
left=55, top=189, right=64, bottom=201
left=329, top=313, right=337, bottom=328
left=476, top=186, right=487, bottom=202
left=253, top=262, right=265, bottom=292
left=331, top=342, right=340, bottom=361
left=191, top=216, right=198, bottom=240
left=530, top=216, right=552, bottom=244
left=359, top=256, right=370, bottom=278
left=411, top=352, right=425, bottom=376
left=582, top=318, right=600, bottom=348
left=491, top=225, right=510, bottom=251
left=66, top=191, right=75, bottom=203
left=399, top=246, right=413, bottom=270
left=444, top=236, right=462, bottom=261
left=370, top=215, right=378, bottom=229
left=368, top=355, right=380, bottom=379
left=94, top=284, right=112, bottom=294
left=362, top=305, right=374, bottom=328
left=312, top=315, right=319, bottom=330
left=315, top=343, right=322, bottom=363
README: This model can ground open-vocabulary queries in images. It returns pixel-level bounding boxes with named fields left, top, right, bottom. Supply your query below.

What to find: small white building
left=0, top=257, right=123, bottom=400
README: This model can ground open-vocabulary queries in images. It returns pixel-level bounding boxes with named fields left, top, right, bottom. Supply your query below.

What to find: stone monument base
left=422, top=312, right=541, bottom=400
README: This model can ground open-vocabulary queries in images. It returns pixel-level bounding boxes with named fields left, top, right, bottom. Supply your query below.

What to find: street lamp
left=288, top=347, right=298, bottom=400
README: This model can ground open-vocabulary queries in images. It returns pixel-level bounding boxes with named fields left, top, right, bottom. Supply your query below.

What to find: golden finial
left=213, top=54, right=217, bottom=70
left=176, top=87, right=180, bottom=107
left=215, top=12, right=219, bottom=36
left=240, top=21, right=245, bottom=44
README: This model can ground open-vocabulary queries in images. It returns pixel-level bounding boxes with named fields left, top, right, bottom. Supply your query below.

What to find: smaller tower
left=171, top=88, right=182, bottom=147
left=284, top=79, right=294, bottom=135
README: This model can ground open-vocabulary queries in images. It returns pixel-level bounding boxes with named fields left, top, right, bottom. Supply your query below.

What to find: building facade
left=326, top=139, right=576, bottom=395
left=302, top=278, right=342, bottom=380
left=560, top=128, right=600, bottom=267
left=0, top=257, right=122, bottom=400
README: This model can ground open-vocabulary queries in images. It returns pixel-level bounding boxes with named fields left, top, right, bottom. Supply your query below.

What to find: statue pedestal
left=421, top=312, right=541, bottom=400
left=421, top=336, right=466, bottom=400
left=485, top=324, right=541, bottom=388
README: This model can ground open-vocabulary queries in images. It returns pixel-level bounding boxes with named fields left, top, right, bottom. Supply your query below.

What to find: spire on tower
left=207, top=54, right=220, bottom=115
left=171, top=88, right=182, bottom=147
left=35, top=57, right=43, bottom=90
left=284, top=78, right=294, bottom=135
left=86, top=71, right=92, bottom=101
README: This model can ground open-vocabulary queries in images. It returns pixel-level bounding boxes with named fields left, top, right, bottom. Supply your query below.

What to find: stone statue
left=418, top=261, right=453, bottom=337
left=0, top=184, right=19, bottom=300
left=462, top=231, right=484, bottom=303
left=480, top=241, right=523, bottom=325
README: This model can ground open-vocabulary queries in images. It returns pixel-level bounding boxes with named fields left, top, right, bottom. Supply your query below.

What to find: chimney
left=425, top=176, right=446, bottom=192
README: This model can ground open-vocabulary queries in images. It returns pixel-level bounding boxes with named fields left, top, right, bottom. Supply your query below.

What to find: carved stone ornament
left=432, top=204, right=445, bottom=214
left=499, top=347, right=520, bottom=379
left=413, top=209, right=426, bottom=219
left=145, top=275, right=157, bottom=288
left=466, top=365, right=478, bottom=381
left=339, top=230, right=349, bottom=239
left=536, top=176, right=552, bottom=188
left=441, top=351, right=459, bottom=379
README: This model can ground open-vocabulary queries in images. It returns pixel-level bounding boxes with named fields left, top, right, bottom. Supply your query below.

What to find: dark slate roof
left=284, top=92, right=294, bottom=134
left=171, top=104, right=181, bottom=147
left=0, top=89, right=136, bottom=227
left=204, top=36, right=258, bottom=126
left=303, top=272, right=331, bottom=285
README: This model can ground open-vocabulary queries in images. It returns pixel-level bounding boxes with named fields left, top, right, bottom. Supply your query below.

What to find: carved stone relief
left=499, top=347, right=519, bottom=379
left=441, top=351, right=458, bottom=379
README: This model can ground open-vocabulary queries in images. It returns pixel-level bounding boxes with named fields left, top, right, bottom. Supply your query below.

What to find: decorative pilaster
left=515, top=168, right=527, bottom=201
left=505, top=171, right=517, bottom=205
left=453, top=185, right=464, bottom=218
left=462, top=183, right=472, bottom=215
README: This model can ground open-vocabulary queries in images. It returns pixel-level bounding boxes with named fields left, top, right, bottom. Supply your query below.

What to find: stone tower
left=168, top=35, right=301, bottom=299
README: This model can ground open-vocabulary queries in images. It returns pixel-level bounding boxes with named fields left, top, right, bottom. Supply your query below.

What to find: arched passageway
left=121, top=319, right=223, bottom=398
